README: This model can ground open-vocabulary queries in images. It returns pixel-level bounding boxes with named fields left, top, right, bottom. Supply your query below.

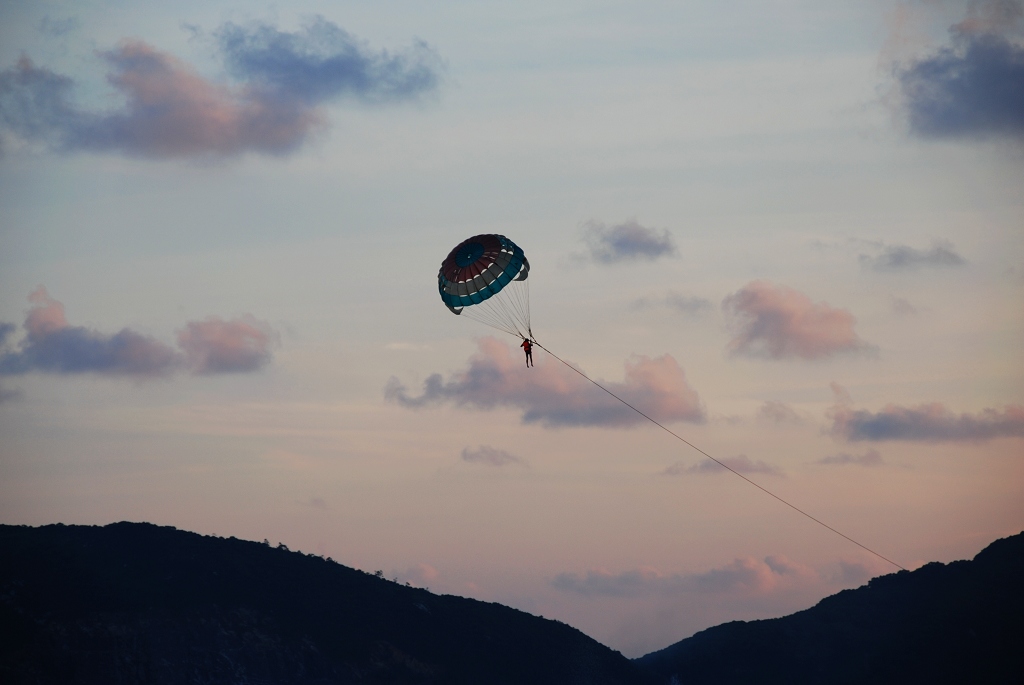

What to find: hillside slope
left=4, top=523, right=1021, bottom=684
left=0, top=522, right=652, bottom=685
left=635, top=531, right=1024, bottom=684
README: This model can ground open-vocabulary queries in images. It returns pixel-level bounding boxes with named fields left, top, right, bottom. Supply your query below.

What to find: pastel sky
left=1, top=0, right=1022, bottom=658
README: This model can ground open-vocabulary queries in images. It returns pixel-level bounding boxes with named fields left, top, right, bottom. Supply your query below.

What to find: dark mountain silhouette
left=0, top=522, right=651, bottom=684
left=636, top=531, right=1024, bottom=684
left=1, top=523, right=1021, bottom=684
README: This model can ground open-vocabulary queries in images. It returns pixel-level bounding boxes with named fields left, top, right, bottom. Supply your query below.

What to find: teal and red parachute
left=438, top=234, right=532, bottom=339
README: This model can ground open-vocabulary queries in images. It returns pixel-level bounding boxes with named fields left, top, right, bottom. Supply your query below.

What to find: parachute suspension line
left=508, top=278, right=531, bottom=337
left=518, top=278, right=533, bottom=339
left=462, top=304, right=519, bottom=338
left=459, top=282, right=531, bottom=340
left=465, top=301, right=504, bottom=333
left=463, top=280, right=531, bottom=341
left=531, top=341, right=907, bottom=572
left=489, top=289, right=525, bottom=338
left=490, top=289, right=524, bottom=334
left=511, top=279, right=531, bottom=339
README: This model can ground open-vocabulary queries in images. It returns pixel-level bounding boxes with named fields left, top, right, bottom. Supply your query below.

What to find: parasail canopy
left=438, top=234, right=532, bottom=339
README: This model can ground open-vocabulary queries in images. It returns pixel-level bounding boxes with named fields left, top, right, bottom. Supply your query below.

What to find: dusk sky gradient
left=1, top=0, right=1022, bottom=657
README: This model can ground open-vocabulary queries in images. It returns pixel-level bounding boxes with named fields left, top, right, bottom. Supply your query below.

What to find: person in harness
left=521, top=338, right=534, bottom=367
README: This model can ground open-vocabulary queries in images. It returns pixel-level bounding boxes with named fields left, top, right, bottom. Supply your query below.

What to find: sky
left=1, top=0, right=1022, bottom=658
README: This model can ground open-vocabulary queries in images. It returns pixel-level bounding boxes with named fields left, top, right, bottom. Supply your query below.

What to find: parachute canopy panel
left=438, top=234, right=532, bottom=338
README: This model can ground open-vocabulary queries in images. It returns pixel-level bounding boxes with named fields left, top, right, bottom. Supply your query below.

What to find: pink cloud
left=177, top=315, right=276, bottom=374
left=689, top=556, right=793, bottom=593
left=0, top=288, right=276, bottom=380
left=92, top=41, right=325, bottom=158
left=723, top=281, right=873, bottom=360
left=0, top=286, right=180, bottom=377
left=385, top=337, right=705, bottom=428
left=24, top=286, right=69, bottom=337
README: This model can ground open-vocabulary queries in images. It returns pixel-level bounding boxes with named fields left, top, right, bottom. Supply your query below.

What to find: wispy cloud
left=0, top=381, right=22, bottom=404
left=890, top=296, right=919, bottom=317
left=37, top=15, right=81, bottom=38
left=297, top=496, right=328, bottom=510
left=461, top=445, right=525, bottom=467
left=660, top=454, right=783, bottom=477
left=829, top=393, right=1024, bottom=442
left=816, top=449, right=884, bottom=467
left=0, top=324, right=22, bottom=402
left=631, top=292, right=713, bottom=316
left=385, top=337, right=704, bottom=428
left=385, top=342, right=429, bottom=351
left=893, top=0, right=1024, bottom=140
left=723, top=281, right=873, bottom=360
left=0, top=322, right=17, bottom=347
left=581, top=220, right=677, bottom=264
left=552, top=555, right=810, bottom=598
left=0, top=17, right=442, bottom=158
left=757, top=400, right=804, bottom=425
left=0, top=287, right=276, bottom=379
left=859, top=241, right=967, bottom=272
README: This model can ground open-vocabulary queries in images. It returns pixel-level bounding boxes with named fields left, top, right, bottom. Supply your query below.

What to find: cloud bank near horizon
left=723, top=281, right=873, bottom=361
left=552, top=555, right=812, bottom=598
left=0, top=17, right=442, bottom=158
left=385, top=337, right=705, bottom=429
left=0, top=287, right=276, bottom=379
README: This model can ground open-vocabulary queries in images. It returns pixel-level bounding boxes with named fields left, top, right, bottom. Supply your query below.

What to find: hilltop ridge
left=636, top=531, right=1024, bottom=684
left=0, top=522, right=648, bottom=684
